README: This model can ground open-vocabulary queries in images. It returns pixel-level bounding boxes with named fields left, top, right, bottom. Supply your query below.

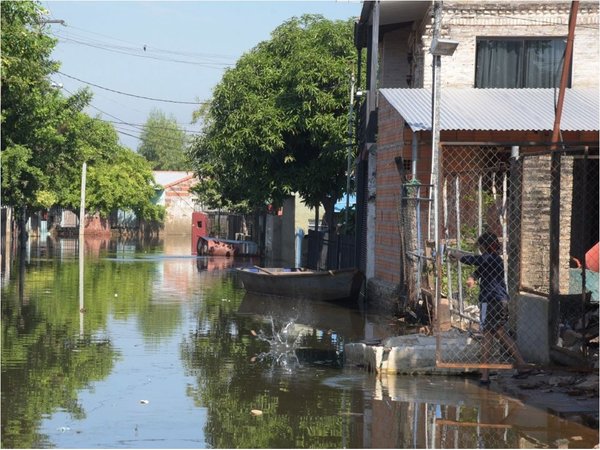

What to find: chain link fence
left=400, top=144, right=598, bottom=370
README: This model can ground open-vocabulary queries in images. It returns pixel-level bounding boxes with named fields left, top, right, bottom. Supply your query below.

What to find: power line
left=55, top=34, right=233, bottom=68
left=59, top=84, right=202, bottom=146
left=60, top=23, right=237, bottom=61
left=57, top=71, right=207, bottom=105
left=104, top=120, right=202, bottom=135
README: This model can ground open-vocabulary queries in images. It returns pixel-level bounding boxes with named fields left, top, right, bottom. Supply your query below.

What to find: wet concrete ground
left=488, top=367, right=599, bottom=431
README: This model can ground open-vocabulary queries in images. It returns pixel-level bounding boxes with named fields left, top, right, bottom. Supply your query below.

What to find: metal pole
left=455, top=177, right=464, bottom=313
left=79, top=234, right=84, bottom=337
left=549, top=1, right=578, bottom=346
left=432, top=52, right=442, bottom=330
left=79, top=162, right=87, bottom=236
left=345, top=73, right=356, bottom=232
left=478, top=175, right=483, bottom=236
left=411, top=132, right=418, bottom=178
left=551, top=1, right=579, bottom=148
left=431, top=1, right=443, bottom=362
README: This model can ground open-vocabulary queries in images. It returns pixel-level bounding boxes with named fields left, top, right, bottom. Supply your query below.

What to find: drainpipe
left=411, top=132, right=418, bottom=179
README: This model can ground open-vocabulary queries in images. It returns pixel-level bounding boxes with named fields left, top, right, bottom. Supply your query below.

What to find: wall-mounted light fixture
left=430, top=38, right=459, bottom=56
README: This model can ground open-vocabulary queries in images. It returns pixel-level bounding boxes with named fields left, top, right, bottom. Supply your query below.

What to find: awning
left=379, top=88, right=599, bottom=132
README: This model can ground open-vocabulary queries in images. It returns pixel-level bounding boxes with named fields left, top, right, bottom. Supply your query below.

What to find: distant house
left=153, top=171, right=199, bottom=235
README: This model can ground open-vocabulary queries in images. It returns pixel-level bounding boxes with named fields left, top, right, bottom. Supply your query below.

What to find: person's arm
left=447, top=249, right=471, bottom=260
left=459, top=254, right=481, bottom=266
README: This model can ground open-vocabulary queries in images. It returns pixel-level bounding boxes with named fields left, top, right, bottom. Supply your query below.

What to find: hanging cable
left=57, top=71, right=206, bottom=105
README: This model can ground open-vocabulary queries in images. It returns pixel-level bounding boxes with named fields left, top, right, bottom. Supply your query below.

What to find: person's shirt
left=460, top=252, right=509, bottom=303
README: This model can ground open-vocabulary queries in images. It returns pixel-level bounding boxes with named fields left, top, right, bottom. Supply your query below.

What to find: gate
left=427, top=143, right=598, bottom=369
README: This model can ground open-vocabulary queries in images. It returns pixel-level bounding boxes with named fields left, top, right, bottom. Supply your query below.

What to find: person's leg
left=496, top=327, right=526, bottom=367
left=480, top=330, right=492, bottom=384
left=478, top=302, right=491, bottom=384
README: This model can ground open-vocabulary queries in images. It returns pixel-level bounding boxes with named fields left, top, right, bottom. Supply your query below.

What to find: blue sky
left=42, top=1, right=362, bottom=151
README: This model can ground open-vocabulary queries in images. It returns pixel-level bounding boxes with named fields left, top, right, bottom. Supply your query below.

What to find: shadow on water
left=1, top=235, right=597, bottom=449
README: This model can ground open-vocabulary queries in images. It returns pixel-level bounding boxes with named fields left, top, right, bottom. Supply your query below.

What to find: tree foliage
left=1, top=1, right=163, bottom=221
left=138, top=109, right=189, bottom=170
left=190, top=15, right=357, bottom=222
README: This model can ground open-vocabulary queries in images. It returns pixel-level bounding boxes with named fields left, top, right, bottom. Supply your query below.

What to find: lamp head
left=430, top=38, right=459, bottom=56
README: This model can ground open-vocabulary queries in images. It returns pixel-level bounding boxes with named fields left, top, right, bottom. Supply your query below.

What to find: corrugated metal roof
left=153, top=171, right=195, bottom=187
left=379, top=88, right=599, bottom=132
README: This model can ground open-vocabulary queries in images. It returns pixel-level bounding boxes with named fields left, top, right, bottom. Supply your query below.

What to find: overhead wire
left=59, top=85, right=199, bottom=146
left=54, top=34, right=233, bottom=68
left=104, top=120, right=202, bottom=135
left=58, top=23, right=237, bottom=60
left=57, top=71, right=206, bottom=105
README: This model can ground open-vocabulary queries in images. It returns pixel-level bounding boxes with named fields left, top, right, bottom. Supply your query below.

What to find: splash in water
left=252, top=317, right=306, bottom=371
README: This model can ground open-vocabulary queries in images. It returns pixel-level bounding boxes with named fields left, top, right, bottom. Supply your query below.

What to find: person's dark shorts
left=480, top=300, right=508, bottom=331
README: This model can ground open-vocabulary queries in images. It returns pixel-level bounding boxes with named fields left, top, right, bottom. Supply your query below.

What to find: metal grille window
left=475, top=38, right=569, bottom=88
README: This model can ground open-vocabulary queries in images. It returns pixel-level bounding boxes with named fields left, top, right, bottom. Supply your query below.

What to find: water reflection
left=1, top=236, right=597, bottom=449
left=357, top=375, right=600, bottom=448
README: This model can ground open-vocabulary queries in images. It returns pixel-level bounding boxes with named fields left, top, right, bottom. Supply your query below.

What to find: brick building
left=353, top=1, right=599, bottom=315
left=153, top=171, right=199, bottom=235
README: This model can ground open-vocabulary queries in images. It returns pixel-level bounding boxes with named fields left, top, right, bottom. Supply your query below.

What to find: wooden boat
left=236, top=266, right=364, bottom=302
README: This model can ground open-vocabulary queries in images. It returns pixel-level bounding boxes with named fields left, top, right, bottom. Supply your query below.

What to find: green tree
left=1, top=1, right=163, bottom=223
left=56, top=111, right=165, bottom=221
left=1, top=0, right=62, bottom=215
left=138, top=109, right=189, bottom=170
left=190, top=15, right=357, bottom=225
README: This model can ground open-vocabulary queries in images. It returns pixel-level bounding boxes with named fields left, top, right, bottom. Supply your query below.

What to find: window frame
left=474, top=36, right=571, bottom=88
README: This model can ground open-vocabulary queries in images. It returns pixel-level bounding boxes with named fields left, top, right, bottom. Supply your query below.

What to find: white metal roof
left=153, top=171, right=195, bottom=187
left=379, top=88, right=600, bottom=132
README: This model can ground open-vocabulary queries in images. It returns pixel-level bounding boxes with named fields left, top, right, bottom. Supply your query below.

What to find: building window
left=475, top=38, right=569, bottom=88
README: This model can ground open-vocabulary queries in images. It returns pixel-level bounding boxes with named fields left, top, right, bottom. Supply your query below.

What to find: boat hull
left=236, top=267, right=364, bottom=302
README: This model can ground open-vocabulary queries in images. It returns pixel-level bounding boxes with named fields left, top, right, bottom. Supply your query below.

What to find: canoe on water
left=236, top=267, right=364, bottom=302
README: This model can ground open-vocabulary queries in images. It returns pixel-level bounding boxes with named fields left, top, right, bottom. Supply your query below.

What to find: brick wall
left=380, top=26, right=412, bottom=88
left=520, top=154, right=574, bottom=294
left=374, top=97, right=406, bottom=286
left=163, top=175, right=199, bottom=235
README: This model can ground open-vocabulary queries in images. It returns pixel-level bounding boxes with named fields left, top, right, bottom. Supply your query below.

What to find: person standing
left=448, top=231, right=531, bottom=385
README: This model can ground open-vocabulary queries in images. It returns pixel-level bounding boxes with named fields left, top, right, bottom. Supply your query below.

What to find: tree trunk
left=18, top=206, right=27, bottom=250
left=321, top=196, right=337, bottom=270
left=321, top=197, right=336, bottom=234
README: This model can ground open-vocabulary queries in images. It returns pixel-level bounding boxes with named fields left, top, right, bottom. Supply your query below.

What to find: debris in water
left=250, top=409, right=263, bottom=416
left=139, top=400, right=149, bottom=405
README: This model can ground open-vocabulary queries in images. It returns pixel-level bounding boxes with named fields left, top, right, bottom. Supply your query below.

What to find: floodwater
left=1, top=235, right=598, bottom=449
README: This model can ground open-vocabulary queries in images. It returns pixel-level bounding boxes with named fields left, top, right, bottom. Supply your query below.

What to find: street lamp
left=430, top=34, right=458, bottom=324
left=430, top=38, right=459, bottom=57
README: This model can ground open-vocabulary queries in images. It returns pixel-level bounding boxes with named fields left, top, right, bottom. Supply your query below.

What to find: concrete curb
left=344, top=330, right=480, bottom=375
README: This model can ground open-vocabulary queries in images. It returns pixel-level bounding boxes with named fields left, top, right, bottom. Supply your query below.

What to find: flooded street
left=2, top=236, right=598, bottom=449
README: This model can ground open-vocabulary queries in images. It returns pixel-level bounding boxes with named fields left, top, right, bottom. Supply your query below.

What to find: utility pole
left=431, top=1, right=443, bottom=340
left=548, top=0, right=579, bottom=347
left=79, top=162, right=87, bottom=236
